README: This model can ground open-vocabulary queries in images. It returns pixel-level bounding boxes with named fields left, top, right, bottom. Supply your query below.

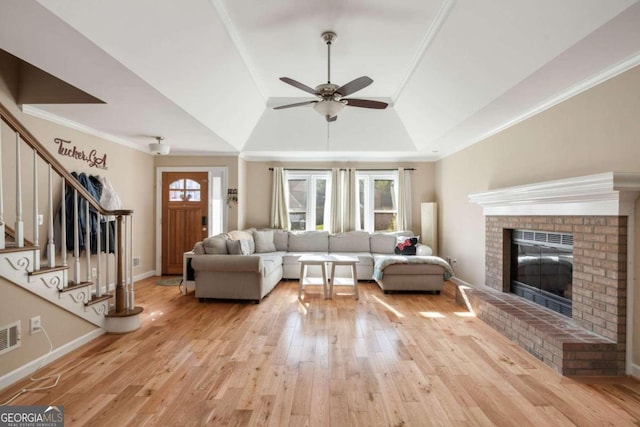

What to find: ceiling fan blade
left=327, top=115, right=337, bottom=122
left=336, top=76, right=373, bottom=97
left=279, top=77, right=318, bottom=95
left=273, top=100, right=317, bottom=110
left=343, top=98, right=388, bottom=109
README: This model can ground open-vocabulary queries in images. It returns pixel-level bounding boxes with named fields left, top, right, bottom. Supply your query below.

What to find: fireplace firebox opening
left=510, top=229, right=573, bottom=317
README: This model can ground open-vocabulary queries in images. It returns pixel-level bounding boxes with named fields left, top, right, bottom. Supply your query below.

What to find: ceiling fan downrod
left=321, top=31, right=337, bottom=84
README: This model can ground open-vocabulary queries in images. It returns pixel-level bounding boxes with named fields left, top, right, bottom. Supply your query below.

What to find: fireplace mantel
left=469, top=172, right=640, bottom=216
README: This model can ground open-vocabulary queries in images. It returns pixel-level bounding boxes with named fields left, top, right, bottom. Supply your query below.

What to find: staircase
left=0, top=102, right=142, bottom=333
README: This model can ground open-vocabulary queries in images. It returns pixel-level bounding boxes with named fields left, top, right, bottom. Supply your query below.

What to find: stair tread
left=29, top=265, right=69, bottom=276
left=59, top=281, right=93, bottom=293
left=86, top=294, right=113, bottom=306
left=0, top=245, right=38, bottom=254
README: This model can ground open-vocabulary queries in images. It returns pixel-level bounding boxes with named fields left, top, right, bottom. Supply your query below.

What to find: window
left=286, top=172, right=331, bottom=231
left=356, top=171, right=398, bottom=232
left=169, top=178, right=201, bottom=202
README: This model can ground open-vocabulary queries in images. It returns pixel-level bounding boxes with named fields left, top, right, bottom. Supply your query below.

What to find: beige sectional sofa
left=190, top=229, right=453, bottom=303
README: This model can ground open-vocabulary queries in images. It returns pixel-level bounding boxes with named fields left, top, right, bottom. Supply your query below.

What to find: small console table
left=182, top=251, right=196, bottom=295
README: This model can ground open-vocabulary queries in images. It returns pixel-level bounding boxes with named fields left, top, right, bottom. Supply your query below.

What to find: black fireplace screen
left=510, top=230, right=573, bottom=317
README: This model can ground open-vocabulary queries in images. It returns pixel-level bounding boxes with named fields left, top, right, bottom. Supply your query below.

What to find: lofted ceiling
left=1, top=0, right=640, bottom=161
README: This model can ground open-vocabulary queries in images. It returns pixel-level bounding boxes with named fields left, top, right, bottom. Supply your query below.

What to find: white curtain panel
left=397, top=168, right=412, bottom=231
left=329, top=168, right=357, bottom=233
left=330, top=168, right=342, bottom=233
left=270, top=167, right=289, bottom=229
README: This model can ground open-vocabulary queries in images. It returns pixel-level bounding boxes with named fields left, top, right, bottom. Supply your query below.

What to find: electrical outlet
left=30, top=316, right=41, bottom=335
left=91, top=268, right=97, bottom=278
left=37, top=214, right=44, bottom=226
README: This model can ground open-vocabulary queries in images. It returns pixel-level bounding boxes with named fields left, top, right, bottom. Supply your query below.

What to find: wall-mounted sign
left=54, top=138, right=108, bottom=170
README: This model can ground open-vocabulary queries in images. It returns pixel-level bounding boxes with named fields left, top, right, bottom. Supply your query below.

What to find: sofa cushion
left=288, top=231, right=329, bottom=252
left=329, top=252, right=374, bottom=266
left=273, top=229, right=289, bottom=251
left=329, top=231, right=370, bottom=252
left=193, top=242, right=205, bottom=255
left=283, top=252, right=327, bottom=266
left=203, top=234, right=229, bottom=254
left=370, top=233, right=396, bottom=254
left=257, top=253, right=283, bottom=276
left=253, top=229, right=277, bottom=253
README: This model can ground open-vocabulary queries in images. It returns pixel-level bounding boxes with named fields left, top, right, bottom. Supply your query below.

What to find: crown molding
left=20, top=105, right=149, bottom=154
left=469, top=172, right=640, bottom=216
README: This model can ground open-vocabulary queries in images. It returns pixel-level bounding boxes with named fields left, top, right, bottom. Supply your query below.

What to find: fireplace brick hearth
left=469, top=215, right=627, bottom=375
left=467, top=173, right=640, bottom=375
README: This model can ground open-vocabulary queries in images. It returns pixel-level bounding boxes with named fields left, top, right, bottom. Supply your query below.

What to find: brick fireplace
left=469, top=173, right=640, bottom=375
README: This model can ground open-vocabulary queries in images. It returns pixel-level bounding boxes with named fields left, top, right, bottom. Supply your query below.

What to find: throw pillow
left=226, top=239, right=253, bottom=255
left=226, top=239, right=242, bottom=255
left=253, top=230, right=277, bottom=253
left=394, top=236, right=419, bottom=255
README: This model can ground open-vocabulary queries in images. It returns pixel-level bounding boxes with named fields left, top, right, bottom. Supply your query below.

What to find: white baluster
left=0, top=122, right=4, bottom=250
left=60, top=179, right=67, bottom=267
left=96, top=214, right=102, bottom=297
left=128, top=214, right=134, bottom=310
left=105, top=217, right=110, bottom=297
left=47, top=166, right=55, bottom=268
left=73, top=189, right=80, bottom=284
left=85, top=200, right=91, bottom=304
left=123, top=215, right=129, bottom=309
left=15, top=132, right=24, bottom=248
left=33, top=150, right=40, bottom=270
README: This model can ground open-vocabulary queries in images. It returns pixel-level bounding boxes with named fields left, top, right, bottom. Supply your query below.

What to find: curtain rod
left=268, top=167, right=416, bottom=171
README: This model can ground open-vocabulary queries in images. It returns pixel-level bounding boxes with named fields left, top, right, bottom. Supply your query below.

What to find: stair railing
left=0, top=102, right=135, bottom=314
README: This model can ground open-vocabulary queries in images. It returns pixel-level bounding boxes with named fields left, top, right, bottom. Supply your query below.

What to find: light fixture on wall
left=149, top=136, right=170, bottom=155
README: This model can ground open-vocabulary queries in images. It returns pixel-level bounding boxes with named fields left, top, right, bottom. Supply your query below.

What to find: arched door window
left=169, top=178, right=201, bottom=202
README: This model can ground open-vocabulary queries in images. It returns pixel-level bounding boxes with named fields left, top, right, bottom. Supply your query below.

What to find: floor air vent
left=0, top=321, right=21, bottom=356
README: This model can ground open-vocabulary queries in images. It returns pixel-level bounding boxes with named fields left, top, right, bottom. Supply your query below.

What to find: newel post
left=115, top=214, right=126, bottom=312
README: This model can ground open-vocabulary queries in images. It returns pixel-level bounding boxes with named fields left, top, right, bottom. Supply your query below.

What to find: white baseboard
left=449, top=276, right=474, bottom=288
left=134, top=270, right=157, bottom=282
left=629, top=363, right=640, bottom=379
left=0, top=328, right=105, bottom=391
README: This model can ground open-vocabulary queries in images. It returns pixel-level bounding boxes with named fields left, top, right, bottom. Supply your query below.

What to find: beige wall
left=435, top=65, right=640, bottom=367
left=0, top=53, right=155, bottom=377
left=153, top=155, right=239, bottom=231
left=0, top=277, right=96, bottom=377
left=243, top=160, right=436, bottom=235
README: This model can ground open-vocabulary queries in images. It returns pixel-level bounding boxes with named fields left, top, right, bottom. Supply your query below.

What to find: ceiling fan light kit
left=274, top=31, right=388, bottom=122
left=149, top=136, right=170, bottom=155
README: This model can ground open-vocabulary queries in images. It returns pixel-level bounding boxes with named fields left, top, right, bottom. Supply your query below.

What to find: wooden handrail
left=1, top=101, right=136, bottom=314
left=0, top=103, right=133, bottom=217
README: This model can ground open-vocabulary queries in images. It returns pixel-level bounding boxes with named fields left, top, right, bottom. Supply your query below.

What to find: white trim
left=19, top=105, right=149, bottom=153
left=393, top=0, right=457, bottom=102
left=437, top=52, right=640, bottom=161
left=155, top=167, right=228, bottom=275
left=209, top=0, right=267, bottom=101
left=630, top=363, right=640, bottom=380
left=0, top=328, right=105, bottom=390
left=134, top=270, right=156, bottom=282
left=469, top=172, right=640, bottom=216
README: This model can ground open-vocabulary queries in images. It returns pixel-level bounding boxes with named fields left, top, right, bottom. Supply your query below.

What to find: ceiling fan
left=274, top=31, right=388, bottom=122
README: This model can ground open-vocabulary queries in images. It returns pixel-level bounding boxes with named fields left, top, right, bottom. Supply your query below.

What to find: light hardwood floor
left=2, top=277, right=640, bottom=426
